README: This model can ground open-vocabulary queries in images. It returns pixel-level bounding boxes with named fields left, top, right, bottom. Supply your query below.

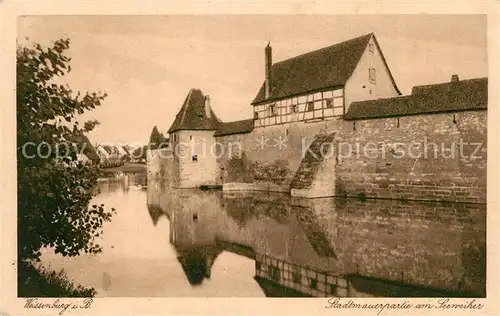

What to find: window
left=254, top=112, right=259, bottom=120
left=329, top=284, right=337, bottom=295
left=290, top=104, right=297, bottom=113
left=309, top=278, right=317, bottom=289
left=369, top=68, right=376, bottom=82
left=192, top=154, right=198, bottom=162
left=269, top=104, right=277, bottom=116
left=292, top=269, right=301, bottom=284
left=307, top=101, right=314, bottom=111
left=189, top=135, right=192, bottom=141
left=268, top=266, right=281, bottom=282
left=369, top=43, right=375, bottom=53
left=325, top=99, right=333, bottom=108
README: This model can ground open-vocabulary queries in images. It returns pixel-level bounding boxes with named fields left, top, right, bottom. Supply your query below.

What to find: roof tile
left=252, top=33, right=399, bottom=104
left=214, top=119, right=254, bottom=137
left=168, top=89, right=221, bottom=133
left=345, top=77, right=487, bottom=120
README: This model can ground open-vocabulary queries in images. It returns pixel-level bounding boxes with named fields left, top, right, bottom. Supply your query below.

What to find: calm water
left=40, top=175, right=486, bottom=297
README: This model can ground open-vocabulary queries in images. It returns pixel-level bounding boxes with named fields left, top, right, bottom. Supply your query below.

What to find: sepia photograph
left=11, top=13, right=488, bottom=302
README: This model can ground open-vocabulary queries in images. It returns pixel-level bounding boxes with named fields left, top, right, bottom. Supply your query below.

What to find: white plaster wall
left=345, top=35, right=400, bottom=111
left=176, top=130, right=219, bottom=188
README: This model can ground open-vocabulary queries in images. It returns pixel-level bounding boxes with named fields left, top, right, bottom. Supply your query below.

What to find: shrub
left=18, top=261, right=96, bottom=297
left=226, top=152, right=254, bottom=183
left=252, top=159, right=290, bottom=184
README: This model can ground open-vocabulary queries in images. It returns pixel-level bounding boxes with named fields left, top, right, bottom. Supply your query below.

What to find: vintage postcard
left=1, top=3, right=499, bottom=316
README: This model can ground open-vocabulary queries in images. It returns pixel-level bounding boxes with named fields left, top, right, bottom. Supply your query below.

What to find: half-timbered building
left=251, top=33, right=401, bottom=128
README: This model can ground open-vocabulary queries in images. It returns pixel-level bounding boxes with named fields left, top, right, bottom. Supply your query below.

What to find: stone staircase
left=290, top=133, right=336, bottom=190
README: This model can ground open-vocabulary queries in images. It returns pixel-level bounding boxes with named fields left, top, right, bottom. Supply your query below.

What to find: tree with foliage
left=149, top=126, right=168, bottom=149
left=17, top=38, right=115, bottom=292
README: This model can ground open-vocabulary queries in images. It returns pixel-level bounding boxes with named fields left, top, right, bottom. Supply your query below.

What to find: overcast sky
left=18, top=15, right=487, bottom=145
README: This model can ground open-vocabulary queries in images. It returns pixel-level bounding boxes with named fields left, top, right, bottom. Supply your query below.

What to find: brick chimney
left=205, top=95, right=211, bottom=118
left=451, top=74, right=459, bottom=83
left=265, top=42, right=272, bottom=99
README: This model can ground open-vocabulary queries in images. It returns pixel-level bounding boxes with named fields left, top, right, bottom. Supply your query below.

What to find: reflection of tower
left=124, top=174, right=129, bottom=191
left=176, top=247, right=221, bottom=285
left=102, top=272, right=111, bottom=291
left=168, top=190, right=224, bottom=286
left=147, top=205, right=165, bottom=226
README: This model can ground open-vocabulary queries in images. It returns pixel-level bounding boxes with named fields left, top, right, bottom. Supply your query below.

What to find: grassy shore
left=18, top=261, right=96, bottom=297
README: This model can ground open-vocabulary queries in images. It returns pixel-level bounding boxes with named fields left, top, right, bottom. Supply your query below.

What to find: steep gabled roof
left=121, top=146, right=130, bottom=155
left=252, top=33, right=400, bottom=105
left=344, top=77, right=487, bottom=120
left=102, top=145, right=115, bottom=155
left=168, top=89, right=221, bottom=133
left=71, top=134, right=100, bottom=162
left=214, top=119, right=254, bottom=137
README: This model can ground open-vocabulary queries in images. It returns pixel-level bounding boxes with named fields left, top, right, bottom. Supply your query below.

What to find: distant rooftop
left=345, top=76, right=487, bottom=120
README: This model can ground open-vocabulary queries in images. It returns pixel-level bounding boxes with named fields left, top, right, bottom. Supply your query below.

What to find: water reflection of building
left=153, top=189, right=226, bottom=285
left=146, top=181, right=486, bottom=297
left=255, top=253, right=350, bottom=297
left=96, top=174, right=147, bottom=195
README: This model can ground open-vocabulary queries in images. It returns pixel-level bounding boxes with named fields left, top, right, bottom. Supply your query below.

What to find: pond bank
left=100, top=163, right=147, bottom=177
left=18, top=261, right=95, bottom=297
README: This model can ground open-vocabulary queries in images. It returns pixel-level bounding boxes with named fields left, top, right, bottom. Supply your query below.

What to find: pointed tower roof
left=168, top=89, right=221, bottom=134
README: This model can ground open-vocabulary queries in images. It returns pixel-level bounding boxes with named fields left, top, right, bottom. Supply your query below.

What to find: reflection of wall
left=146, top=182, right=486, bottom=297
left=255, top=253, right=351, bottom=297
left=289, top=198, right=486, bottom=296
